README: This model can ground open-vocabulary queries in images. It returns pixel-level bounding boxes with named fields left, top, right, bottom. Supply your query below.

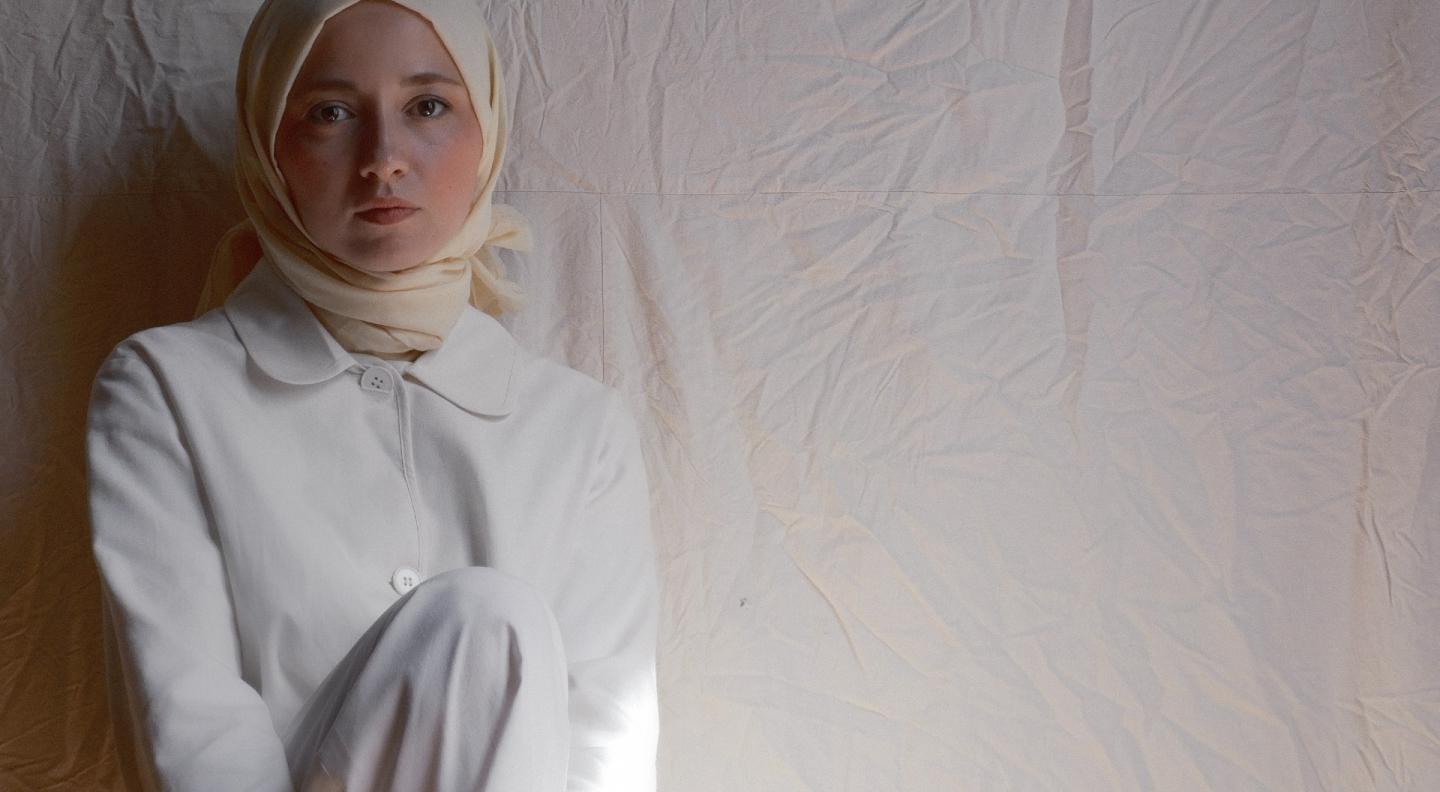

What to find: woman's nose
left=358, top=114, right=408, bottom=182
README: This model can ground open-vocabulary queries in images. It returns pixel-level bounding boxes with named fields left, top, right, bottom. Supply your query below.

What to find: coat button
left=391, top=566, right=421, bottom=595
left=359, top=366, right=393, bottom=393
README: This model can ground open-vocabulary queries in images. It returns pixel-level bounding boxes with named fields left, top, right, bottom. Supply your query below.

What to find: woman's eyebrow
left=295, top=72, right=464, bottom=93
left=294, top=78, right=353, bottom=95
left=403, top=72, right=465, bottom=87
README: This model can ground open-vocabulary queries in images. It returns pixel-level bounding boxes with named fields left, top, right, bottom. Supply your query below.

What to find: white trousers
left=282, top=567, right=570, bottom=791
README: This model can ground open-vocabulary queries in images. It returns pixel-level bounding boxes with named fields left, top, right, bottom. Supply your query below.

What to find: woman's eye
left=413, top=98, right=450, bottom=118
left=309, top=104, right=353, bottom=124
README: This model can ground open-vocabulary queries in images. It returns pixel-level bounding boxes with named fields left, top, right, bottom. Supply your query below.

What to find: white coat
left=85, top=259, right=659, bottom=791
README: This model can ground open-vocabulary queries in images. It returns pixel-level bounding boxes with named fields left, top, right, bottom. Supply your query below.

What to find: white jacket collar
left=224, top=259, right=518, bottom=416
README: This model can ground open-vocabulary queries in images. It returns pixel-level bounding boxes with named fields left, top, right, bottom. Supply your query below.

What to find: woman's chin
left=348, top=259, right=424, bottom=274
left=339, top=246, right=433, bottom=274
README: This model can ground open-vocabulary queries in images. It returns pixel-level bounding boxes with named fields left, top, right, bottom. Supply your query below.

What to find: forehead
left=293, top=1, right=463, bottom=86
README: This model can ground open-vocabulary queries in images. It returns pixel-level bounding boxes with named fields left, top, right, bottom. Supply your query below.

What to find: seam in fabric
left=599, top=193, right=607, bottom=385
left=7, top=187, right=1437, bottom=200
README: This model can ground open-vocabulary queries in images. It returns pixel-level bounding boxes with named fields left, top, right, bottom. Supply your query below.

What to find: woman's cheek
left=286, top=144, right=345, bottom=219
left=436, top=131, right=484, bottom=218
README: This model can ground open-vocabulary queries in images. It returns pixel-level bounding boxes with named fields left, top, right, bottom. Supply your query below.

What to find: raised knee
left=406, top=567, right=559, bottom=652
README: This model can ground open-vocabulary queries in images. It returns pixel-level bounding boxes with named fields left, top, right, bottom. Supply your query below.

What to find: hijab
left=195, top=0, right=529, bottom=357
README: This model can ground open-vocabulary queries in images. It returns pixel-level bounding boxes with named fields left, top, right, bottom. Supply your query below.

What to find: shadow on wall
left=0, top=118, right=241, bottom=790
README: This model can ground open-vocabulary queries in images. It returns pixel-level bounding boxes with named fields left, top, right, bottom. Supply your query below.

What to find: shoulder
left=518, top=351, right=611, bottom=403
left=515, top=344, right=630, bottom=410
left=86, top=309, right=247, bottom=442
left=95, top=308, right=244, bottom=384
left=507, top=342, right=639, bottom=441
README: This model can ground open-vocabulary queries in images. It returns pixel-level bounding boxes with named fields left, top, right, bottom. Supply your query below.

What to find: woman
left=85, top=1, right=658, bottom=789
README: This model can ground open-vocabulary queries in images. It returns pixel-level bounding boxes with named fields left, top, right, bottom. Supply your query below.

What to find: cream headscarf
left=195, top=0, right=530, bottom=357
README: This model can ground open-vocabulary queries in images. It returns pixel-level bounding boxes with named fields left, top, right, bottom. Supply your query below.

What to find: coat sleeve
left=562, top=388, right=661, bottom=792
left=86, top=343, right=293, bottom=792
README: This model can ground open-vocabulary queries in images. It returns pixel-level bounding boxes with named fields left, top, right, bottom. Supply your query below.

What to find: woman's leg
left=284, top=567, right=570, bottom=791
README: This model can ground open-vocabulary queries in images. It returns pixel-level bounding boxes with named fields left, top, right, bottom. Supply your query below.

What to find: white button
left=391, top=566, right=421, bottom=595
left=360, top=366, right=393, bottom=393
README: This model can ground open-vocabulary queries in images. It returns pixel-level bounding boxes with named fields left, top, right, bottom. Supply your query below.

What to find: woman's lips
left=356, top=207, right=419, bottom=225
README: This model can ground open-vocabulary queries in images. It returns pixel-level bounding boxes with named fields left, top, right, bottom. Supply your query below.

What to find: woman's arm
left=559, top=388, right=661, bottom=792
left=87, top=344, right=292, bottom=792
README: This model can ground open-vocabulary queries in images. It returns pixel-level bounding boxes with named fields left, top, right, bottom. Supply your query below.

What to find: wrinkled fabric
left=4, top=1, right=1440, bottom=790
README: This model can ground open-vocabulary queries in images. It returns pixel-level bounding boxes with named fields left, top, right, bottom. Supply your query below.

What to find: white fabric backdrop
left=2, top=0, right=1438, bottom=789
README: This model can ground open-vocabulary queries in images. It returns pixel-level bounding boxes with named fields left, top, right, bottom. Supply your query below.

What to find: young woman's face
left=274, top=0, right=483, bottom=273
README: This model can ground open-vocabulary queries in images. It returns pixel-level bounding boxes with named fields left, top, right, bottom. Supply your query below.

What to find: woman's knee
left=403, top=567, right=562, bottom=656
